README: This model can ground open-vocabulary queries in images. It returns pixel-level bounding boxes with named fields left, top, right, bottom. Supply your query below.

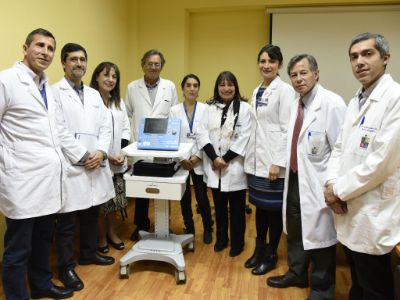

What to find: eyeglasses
left=146, top=62, right=161, bottom=68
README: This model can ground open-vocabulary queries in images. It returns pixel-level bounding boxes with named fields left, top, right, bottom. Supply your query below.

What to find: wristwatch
left=99, top=150, right=108, bottom=161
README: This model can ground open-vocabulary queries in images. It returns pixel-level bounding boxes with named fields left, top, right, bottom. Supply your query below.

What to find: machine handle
left=145, top=187, right=160, bottom=194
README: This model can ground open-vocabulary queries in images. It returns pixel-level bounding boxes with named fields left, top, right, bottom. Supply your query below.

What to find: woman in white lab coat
left=197, top=71, right=252, bottom=257
left=244, top=45, right=295, bottom=275
left=90, top=62, right=131, bottom=253
left=170, top=74, right=213, bottom=244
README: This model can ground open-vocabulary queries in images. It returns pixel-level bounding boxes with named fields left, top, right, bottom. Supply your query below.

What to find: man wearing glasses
left=125, top=49, right=178, bottom=241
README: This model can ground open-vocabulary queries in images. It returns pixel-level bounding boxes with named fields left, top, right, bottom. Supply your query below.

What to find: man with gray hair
left=324, top=32, right=400, bottom=299
left=267, top=54, right=346, bottom=300
left=125, top=49, right=178, bottom=241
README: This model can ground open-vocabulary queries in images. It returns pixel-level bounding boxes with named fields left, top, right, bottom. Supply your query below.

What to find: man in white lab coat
left=52, top=43, right=115, bottom=292
left=0, top=29, right=85, bottom=300
left=267, top=54, right=346, bottom=300
left=325, top=32, right=400, bottom=300
left=125, top=49, right=178, bottom=241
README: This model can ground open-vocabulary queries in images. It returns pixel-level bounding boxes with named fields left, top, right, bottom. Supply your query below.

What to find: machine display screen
left=144, top=118, right=168, bottom=134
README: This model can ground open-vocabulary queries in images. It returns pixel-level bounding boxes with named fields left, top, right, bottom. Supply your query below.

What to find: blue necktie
left=39, top=85, right=48, bottom=109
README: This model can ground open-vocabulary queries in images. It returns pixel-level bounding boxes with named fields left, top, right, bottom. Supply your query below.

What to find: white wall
left=270, top=5, right=400, bottom=101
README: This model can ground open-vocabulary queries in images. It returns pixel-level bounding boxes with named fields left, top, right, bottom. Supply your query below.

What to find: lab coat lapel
left=16, top=68, right=47, bottom=110
left=299, top=93, right=320, bottom=139
left=153, top=79, right=166, bottom=108
left=59, top=78, right=83, bottom=106
left=138, top=78, right=152, bottom=106
left=351, top=75, right=390, bottom=127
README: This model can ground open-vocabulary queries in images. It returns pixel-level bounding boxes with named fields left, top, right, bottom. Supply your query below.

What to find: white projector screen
left=269, top=5, right=400, bottom=102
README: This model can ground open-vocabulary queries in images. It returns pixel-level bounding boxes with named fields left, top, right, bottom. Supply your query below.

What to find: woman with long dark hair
left=90, top=62, right=131, bottom=253
left=197, top=71, right=252, bottom=257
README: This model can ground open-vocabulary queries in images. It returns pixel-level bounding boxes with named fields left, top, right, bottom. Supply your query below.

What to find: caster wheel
left=187, top=241, right=195, bottom=252
left=245, top=205, right=252, bottom=214
left=175, top=270, right=186, bottom=284
left=119, top=264, right=130, bottom=279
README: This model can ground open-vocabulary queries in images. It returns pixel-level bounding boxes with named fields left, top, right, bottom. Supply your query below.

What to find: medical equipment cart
left=119, top=142, right=194, bottom=284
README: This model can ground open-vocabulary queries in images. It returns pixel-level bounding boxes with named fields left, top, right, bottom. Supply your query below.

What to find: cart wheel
left=175, top=270, right=186, bottom=284
left=187, top=241, right=195, bottom=252
left=245, top=205, right=252, bottom=214
left=119, top=264, right=130, bottom=279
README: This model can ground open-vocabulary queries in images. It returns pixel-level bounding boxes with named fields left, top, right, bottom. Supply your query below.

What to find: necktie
left=358, top=92, right=367, bottom=110
left=290, top=100, right=304, bottom=172
left=39, top=85, right=48, bottom=109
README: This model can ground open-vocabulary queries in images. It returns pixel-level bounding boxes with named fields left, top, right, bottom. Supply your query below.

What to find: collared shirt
left=332, top=75, right=384, bottom=197
left=356, top=75, right=384, bottom=109
left=17, top=61, right=48, bottom=91
left=145, top=77, right=160, bottom=106
left=17, top=61, right=49, bottom=108
left=65, top=76, right=84, bottom=104
left=301, top=83, right=319, bottom=117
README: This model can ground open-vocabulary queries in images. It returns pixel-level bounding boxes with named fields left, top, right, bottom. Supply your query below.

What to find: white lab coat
left=169, top=101, right=207, bottom=175
left=0, top=63, right=86, bottom=219
left=52, top=78, right=115, bottom=213
left=197, top=101, right=252, bottom=192
left=108, top=100, right=131, bottom=174
left=327, top=74, right=400, bottom=255
left=244, top=77, right=295, bottom=178
left=282, top=85, right=346, bottom=250
left=125, top=77, right=178, bottom=140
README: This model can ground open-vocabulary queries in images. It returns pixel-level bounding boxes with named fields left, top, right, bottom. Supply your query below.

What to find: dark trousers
left=211, top=187, right=246, bottom=250
left=133, top=198, right=150, bottom=230
left=255, top=207, right=283, bottom=253
left=343, top=246, right=394, bottom=300
left=180, top=170, right=213, bottom=233
left=286, top=170, right=336, bottom=300
left=55, top=205, right=100, bottom=271
left=2, top=214, right=56, bottom=300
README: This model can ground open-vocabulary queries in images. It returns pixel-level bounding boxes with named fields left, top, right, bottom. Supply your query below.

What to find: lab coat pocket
left=306, top=131, right=326, bottom=157
left=160, top=98, right=172, bottom=112
left=380, top=170, right=400, bottom=200
left=65, top=163, right=85, bottom=177
left=0, top=147, right=15, bottom=171
left=353, top=125, right=377, bottom=156
left=232, top=124, right=242, bottom=141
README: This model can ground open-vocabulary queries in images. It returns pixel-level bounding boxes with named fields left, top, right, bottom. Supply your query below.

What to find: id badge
left=359, top=134, right=370, bottom=149
left=187, top=132, right=196, bottom=139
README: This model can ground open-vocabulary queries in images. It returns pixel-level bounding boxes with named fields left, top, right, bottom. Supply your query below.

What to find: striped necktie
left=358, top=91, right=367, bottom=110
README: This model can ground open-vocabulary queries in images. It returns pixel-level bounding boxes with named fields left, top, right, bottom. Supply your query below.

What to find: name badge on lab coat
left=307, top=131, right=325, bottom=156
left=187, top=132, right=196, bottom=139
left=358, top=117, right=377, bottom=150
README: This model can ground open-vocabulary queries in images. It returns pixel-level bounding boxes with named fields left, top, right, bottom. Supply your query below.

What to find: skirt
left=101, top=173, right=128, bottom=215
left=248, top=174, right=284, bottom=211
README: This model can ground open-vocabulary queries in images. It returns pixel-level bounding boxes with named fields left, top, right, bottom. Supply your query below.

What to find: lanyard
left=183, top=101, right=197, bottom=134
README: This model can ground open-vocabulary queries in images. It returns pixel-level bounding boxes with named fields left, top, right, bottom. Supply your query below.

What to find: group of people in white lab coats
left=0, top=28, right=399, bottom=300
